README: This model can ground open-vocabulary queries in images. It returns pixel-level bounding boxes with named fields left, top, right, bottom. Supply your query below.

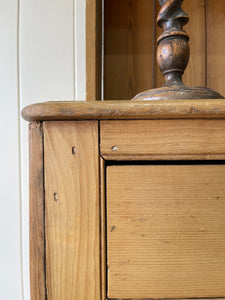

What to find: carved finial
left=132, top=0, right=224, bottom=101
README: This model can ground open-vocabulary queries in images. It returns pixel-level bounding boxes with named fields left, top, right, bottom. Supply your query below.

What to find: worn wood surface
left=100, top=157, right=106, bottom=300
left=44, top=121, right=100, bottom=300
left=156, top=0, right=189, bottom=88
left=29, top=122, right=46, bottom=300
left=101, top=119, right=225, bottom=160
left=22, top=99, right=225, bottom=121
left=107, top=165, right=225, bottom=299
left=207, top=0, right=225, bottom=98
left=104, top=0, right=154, bottom=99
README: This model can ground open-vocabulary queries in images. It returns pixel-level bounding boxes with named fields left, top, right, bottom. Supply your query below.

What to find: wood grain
left=183, top=0, right=206, bottom=87
left=104, top=0, right=154, bottom=100
left=44, top=121, right=100, bottom=300
left=86, top=0, right=101, bottom=100
left=101, top=119, right=225, bottom=160
left=29, top=121, right=46, bottom=300
left=22, top=99, right=225, bottom=122
left=207, top=0, right=225, bottom=98
left=155, top=0, right=206, bottom=88
left=107, top=165, right=225, bottom=299
left=100, top=157, right=106, bottom=300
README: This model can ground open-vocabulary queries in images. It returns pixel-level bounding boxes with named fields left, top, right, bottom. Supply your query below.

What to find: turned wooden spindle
left=132, top=0, right=224, bottom=101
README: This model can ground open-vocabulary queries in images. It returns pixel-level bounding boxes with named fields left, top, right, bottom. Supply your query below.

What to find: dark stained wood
left=104, top=0, right=154, bottom=100
left=154, top=0, right=164, bottom=88
left=29, top=121, right=46, bottom=300
left=133, top=85, right=223, bottom=100
left=22, top=99, right=225, bottom=122
left=156, top=0, right=190, bottom=87
left=155, top=0, right=207, bottom=90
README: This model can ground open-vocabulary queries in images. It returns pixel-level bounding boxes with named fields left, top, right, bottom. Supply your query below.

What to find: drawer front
left=107, top=165, right=225, bottom=299
left=101, top=120, right=225, bottom=160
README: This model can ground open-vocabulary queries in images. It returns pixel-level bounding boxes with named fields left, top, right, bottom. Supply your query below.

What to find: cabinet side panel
left=29, top=122, right=46, bottom=300
left=44, top=121, right=100, bottom=300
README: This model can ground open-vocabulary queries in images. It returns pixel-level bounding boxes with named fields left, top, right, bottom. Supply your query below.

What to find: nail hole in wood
left=72, top=146, right=76, bottom=155
left=54, top=192, right=58, bottom=202
left=111, top=145, right=118, bottom=151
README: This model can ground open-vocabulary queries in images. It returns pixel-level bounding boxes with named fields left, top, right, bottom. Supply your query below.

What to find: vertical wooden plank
left=183, top=0, right=206, bottom=87
left=155, top=0, right=206, bottom=88
left=104, top=0, right=154, bottom=100
left=44, top=121, right=100, bottom=300
left=207, top=0, right=225, bottom=97
left=100, top=157, right=106, bottom=300
left=86, top=0, right=102, bottom=101
left=29, top=122, right=46, bottom=300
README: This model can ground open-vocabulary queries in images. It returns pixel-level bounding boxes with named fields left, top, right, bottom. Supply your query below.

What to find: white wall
left=1, top=0, right=86, bottom=299
left=0, top=0, right=23, bottom=299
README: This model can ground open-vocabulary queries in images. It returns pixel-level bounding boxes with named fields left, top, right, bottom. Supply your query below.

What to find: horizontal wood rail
left=22, top=99, right=225, bottom=121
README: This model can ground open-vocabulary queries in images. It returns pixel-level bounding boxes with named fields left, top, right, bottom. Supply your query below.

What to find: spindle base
left=132, top=85, right=224, bottom=101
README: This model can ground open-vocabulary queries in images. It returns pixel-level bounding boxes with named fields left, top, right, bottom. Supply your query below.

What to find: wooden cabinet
left=23, top=100, right=225, bottom=300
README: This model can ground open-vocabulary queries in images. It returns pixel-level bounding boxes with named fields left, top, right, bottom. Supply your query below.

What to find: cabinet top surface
left=22, top=99, right=225, bottom=122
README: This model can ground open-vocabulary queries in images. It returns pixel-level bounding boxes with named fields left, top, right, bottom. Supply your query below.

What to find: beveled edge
left=22, top=99, right=225, bottom=122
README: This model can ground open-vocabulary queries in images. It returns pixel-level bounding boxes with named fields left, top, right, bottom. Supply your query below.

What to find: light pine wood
left=101, top=119, right=225, bottom=160
left=22, top=99, right=225, bottom=122
left=100, top=157, right=106, bottom=300
left=207, top=0, right=225, bottom=98
left=29, top=122, right=46, bottom=300
left=44, top=121, right=100, bottom=300
left=155, top=0, right=206, bottom=88
left=107, top=165, right=225, bottom=299
left=104, top=0, right=154, bottom=99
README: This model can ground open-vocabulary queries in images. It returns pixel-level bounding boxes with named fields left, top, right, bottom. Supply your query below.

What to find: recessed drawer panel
left=107, top=165, right=225, bottom=299
left=101, top=120, right=225, bottom=160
